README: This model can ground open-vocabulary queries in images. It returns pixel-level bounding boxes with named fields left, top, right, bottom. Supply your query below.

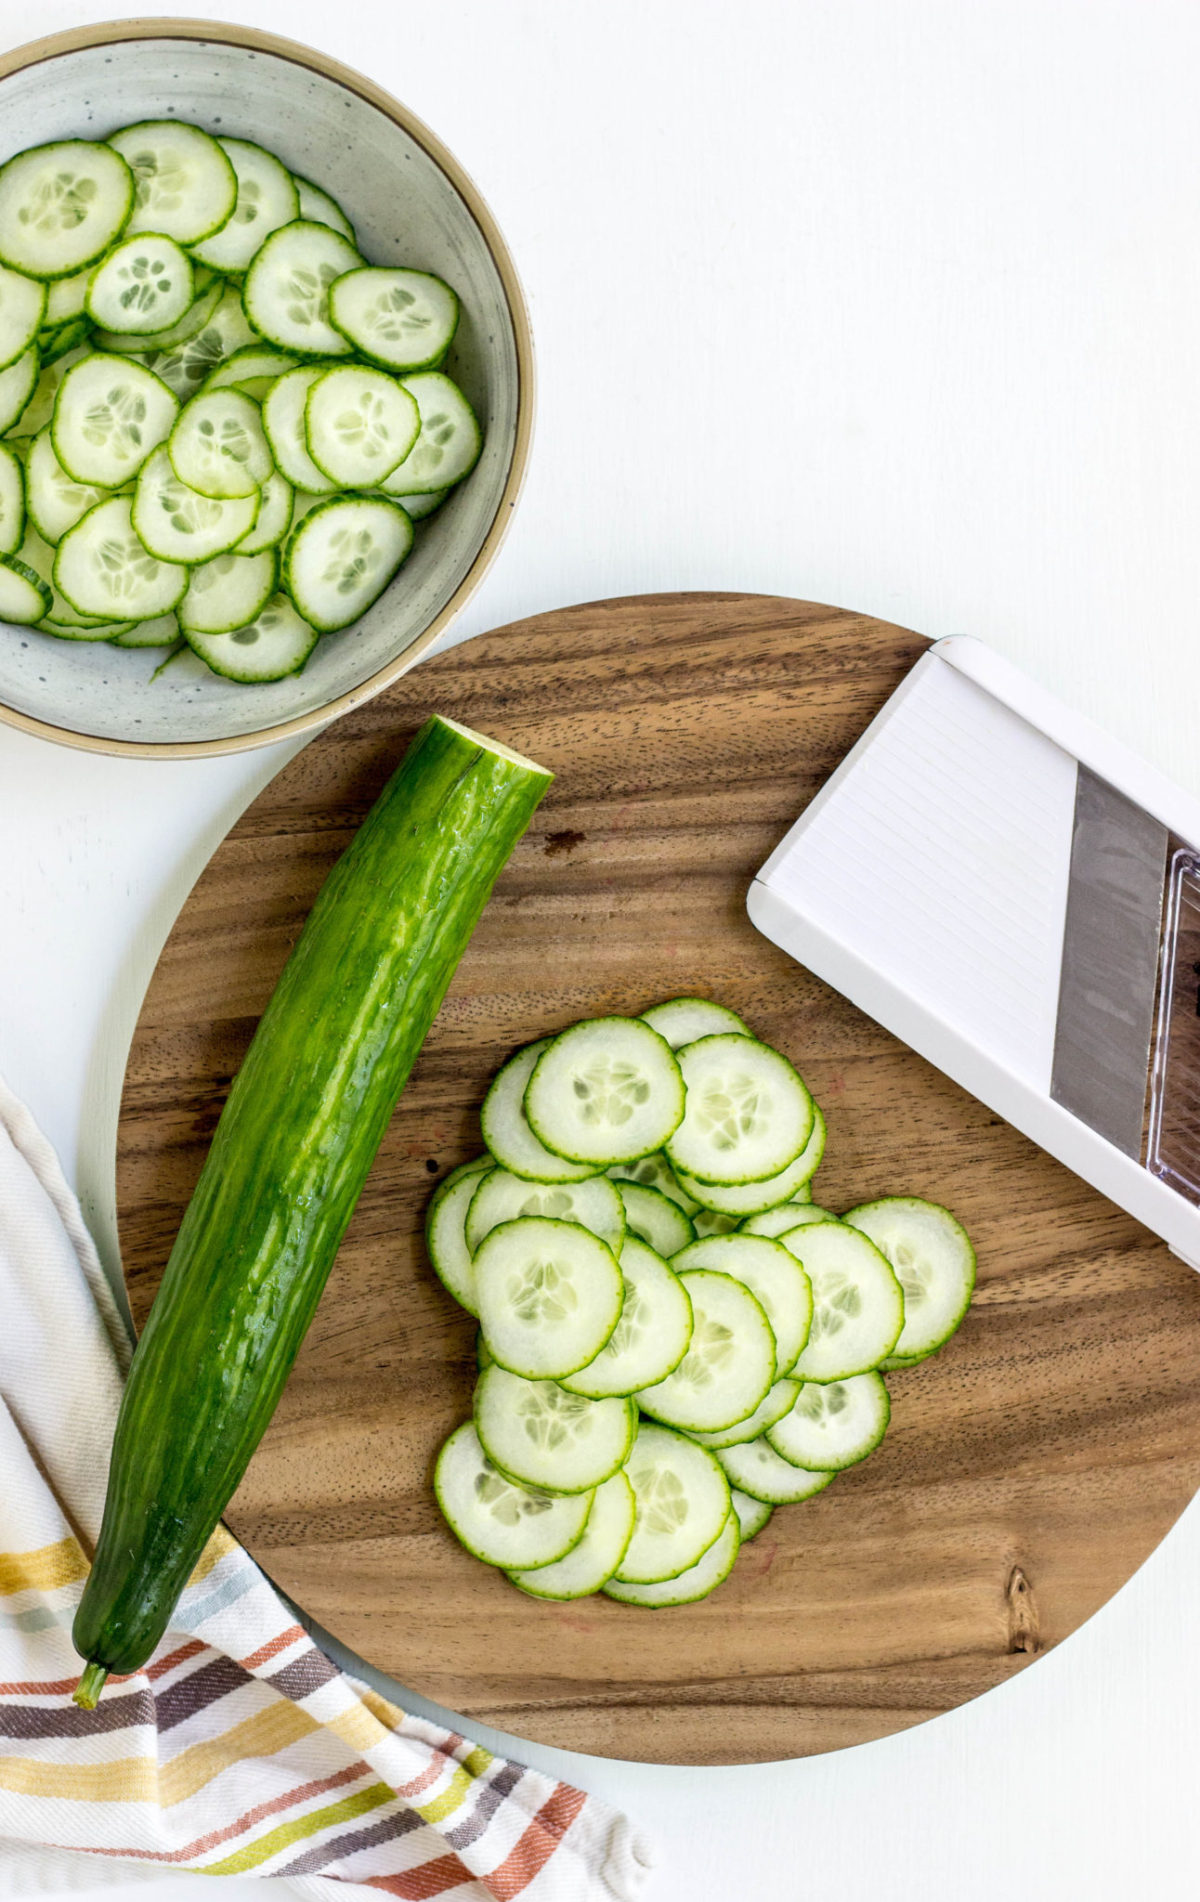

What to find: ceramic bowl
left=0, top=21, right=533, bottom=757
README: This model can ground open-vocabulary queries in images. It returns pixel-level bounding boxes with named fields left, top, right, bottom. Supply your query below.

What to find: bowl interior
left=0, top=35, right=521, bottom=747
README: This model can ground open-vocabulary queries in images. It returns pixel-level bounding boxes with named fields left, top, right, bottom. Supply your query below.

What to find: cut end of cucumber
left=432, top=715, right=550, bottom=778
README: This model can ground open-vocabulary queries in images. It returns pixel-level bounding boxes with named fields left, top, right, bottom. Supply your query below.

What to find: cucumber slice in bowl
left=380, top=372, right=481, bottom=497
left=52, top=355, right=179, bottom=486
left=0, top=554, right=50, bottom=623
left=473, top=1364, right=635, bottom=1494
left=640, top=996, right=750, bottom=1049
left=674, top=1103, right=827, bottom=1214
left=190, top=138, right=299, bottom=274
left=95, top=272, right=223, bottom=357
left=716, top=1437, right=836, bottom=1507
left=605, top=1507, right=739, bottom=1608
left=244, top=220, right=362, bottom=354
left=397, top=486, right=448, bottom=521
left=179, top=549, right=277, bottom=636
left=465, top=1168, right=625, bottom=1255
left=636, top=1268, right=775, bottom=1433
left=168, top=389, right=272, bottom=498
left=730, top=1488, right=773, bottom=1542
left=45, top=268, right=89, bottom=325
left=667, top=1034, right=814, bottom=1187
left=0, top=346, right=43, bottom=435
left=0, top=264, right=46, bottom=372
left=0, top=442, right=25, bottom=555
left=767, top=1371, right=890, bottom=1472
left=329, top=266, right=459, bottom=371
left=482, top=1039, right=601, bottom=1185
left=686, top=1375, right=802, bottom=1451
left=425, top=1158, right=494, bottom=1314
left=614, top=1422, right=730, bottom=1585
left=615, top=1180, right=695, bottom=1257
left=780, top=1221, right=904, bottom=1382
left=474, top=1215, right=623, bottom=1380
left=672, top=1234, right=812, bottom=1375
left=234, top=469, right=292, bottom=553
left=283, top=496, right=413, bottom=632
left=185, top=593, right=318, bottom=684
left=27, top=429, right=110, bottom=545
left=112, top=611, right=179, bottom=648
left=0, top=140, right=133, bottom=279
left=133, top=444, right=260, bottom=562
left=434, top=1422, right=592, bottom=1571
left=560, top=1236, right=694, bottom=1399
left=86, top=232, right=194, bottom=335
left=107, top=121, right=238, bottom=245
left=262, top=363, right=341, bottom=493
left=840, top=1196, right=976, bottom=1365
left=54, top=496, right=187, bottom=620
left=150, top=284, right=256, bottom=398
left=304, top=365, right=419, bottom=487
left=508, top=1470, right=635, bottom=1601
left=524, top=1016, right=685, bottom=1167
left=292, top=174, right=357, bottom=244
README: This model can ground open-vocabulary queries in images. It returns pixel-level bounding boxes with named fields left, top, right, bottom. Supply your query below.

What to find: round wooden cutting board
left=116, top=593, right=1200, bottom=1766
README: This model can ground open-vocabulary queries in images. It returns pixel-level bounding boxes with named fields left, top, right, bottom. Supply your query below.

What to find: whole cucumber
left=72, top=715, right=550, bottom=1706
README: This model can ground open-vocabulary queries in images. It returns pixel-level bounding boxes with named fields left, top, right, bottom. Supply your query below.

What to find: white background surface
left=2, top=1, right=1200, bottom=1896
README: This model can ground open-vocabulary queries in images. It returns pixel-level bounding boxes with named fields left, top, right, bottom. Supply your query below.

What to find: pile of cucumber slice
left=429, top=997, right=977, bottom=1607
left=0, top=126, right=482, bottom=681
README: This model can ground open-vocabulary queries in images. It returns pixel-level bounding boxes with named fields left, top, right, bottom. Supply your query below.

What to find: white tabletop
left=3, top=2, right=1200, bottom=1896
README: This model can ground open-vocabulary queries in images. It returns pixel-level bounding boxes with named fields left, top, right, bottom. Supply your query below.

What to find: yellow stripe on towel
left=203, top=1780, right=393, bottom=1876
left=0, top=1537, right=87, bottom=1598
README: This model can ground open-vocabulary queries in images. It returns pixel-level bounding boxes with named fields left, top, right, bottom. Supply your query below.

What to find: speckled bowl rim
left=0, top=17, right=535, bottom=760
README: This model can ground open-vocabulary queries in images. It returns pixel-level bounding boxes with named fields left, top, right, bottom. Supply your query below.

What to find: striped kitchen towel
left=0, top=1075, right=655, bottom=1899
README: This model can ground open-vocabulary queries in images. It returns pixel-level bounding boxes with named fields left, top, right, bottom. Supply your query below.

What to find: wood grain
left=115, top=592, right=1200, bottom=1765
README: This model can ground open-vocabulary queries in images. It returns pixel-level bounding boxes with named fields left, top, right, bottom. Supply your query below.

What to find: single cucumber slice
left=18, top=521, right=108, bottom=625
left=86, top=231, right=193, bottom=334
left=186, top=593, right=318, bottom=683
left=508, top=1469, right=635, bottom=1600
left=0, top=441, right=25, bottom=554
left=133, top=444, right=260, bottom=561
left=0, top=264, right=46, bottom=372
left=692, top=1210, right=741, bottom=1237
left=179, top=548, right=277, bottom=635
left=95, top=272, right=223, bottom=356
left=525, top=1016, right=685, bottom=1167
left=0, top=553, right=50, bottom=622
left=261, top=363, right=340, bottom=493
left=841, top=1197, right=976, bottom=1364
left=716, top=1438, right=836, bottom=1507
left=781, top=1222, right=904, bottom=1383
left=614, top=1422, right=731, bottom=1585
left=52, top=354, right=178, bottom=485
left=0, top=141, right=133, bottom=279
left=108, top=121, right=238, bottom=245
left=292, top=174, right=357, bottom=244
left=636, top=1268, right=775, bottom=1433
left=667, top=1035, right=815, bottom=1186
left=304, top=364, right=419, bottom=487
left=150, top=284, right=255, bottom=397
left=615, top=1180, right=695, bottom=1258
left=380, top=372, right=481, bottom=496
left=768, top=1371, right=891, bottom=1472
left=465, top=1167, right=625, bottom=1256
left=45, top=268, right=89, bottom=325
left=675, top=1104, right=827, bottom=1215
left=687, top=1376, right=802, bottom=1451
left=234, top=468, right=292, bottom=553
left=26, top=428, right=111, bottom=545
left=608, top=1151, right=700, bottom=1215
left=730, top=1488, right=773, bottom=1542
left=560, top=1236, right=694, bottom=1399
left=54, top=496, right=187, bottom=619
left=397, top=486, right=448, bottom=520
left=0, top=347, right=45, bottom=435
left=640, top=996, right=750, bottom=1049
left=474, top=1216, right=623, bottom=1380
left=434, top=1422, right=592, bottom=1571
left=168, top=389, right=271, bottom=498
left=426, top=1160, right=495, bottom=1314
left=483, top=1039, right=601, bottom=1184
left=605, top=1507, right=738, bottom=1607
left=243, top=220, right=362, bottom=354
left=741, top=1202, right=834, bottom=1239
left=43, top=616, right=135, bottom=642
left=112, top=611, right=179, bottom=647
left=329, top=267, right=459, bottom=371
left=283, top=495, right=412, bottom=632
left=474, top=1364, right=635, bottom=1494
left=190, top=138, right=299, bottom=273
left=672, top=1235, right=812, bottom=1376
left=198, top=343, right=303, bottom=397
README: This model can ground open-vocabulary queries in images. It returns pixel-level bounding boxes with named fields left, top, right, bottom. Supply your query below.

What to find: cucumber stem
left=72, top=1661, right=109, bottom=1709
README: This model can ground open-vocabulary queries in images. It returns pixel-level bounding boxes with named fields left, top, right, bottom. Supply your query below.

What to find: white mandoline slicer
left=748, top=635, right=1200, bottom=1271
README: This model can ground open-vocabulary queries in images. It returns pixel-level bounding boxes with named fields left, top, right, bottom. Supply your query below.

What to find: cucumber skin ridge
left=72, top=718, right=551, bottom=1681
